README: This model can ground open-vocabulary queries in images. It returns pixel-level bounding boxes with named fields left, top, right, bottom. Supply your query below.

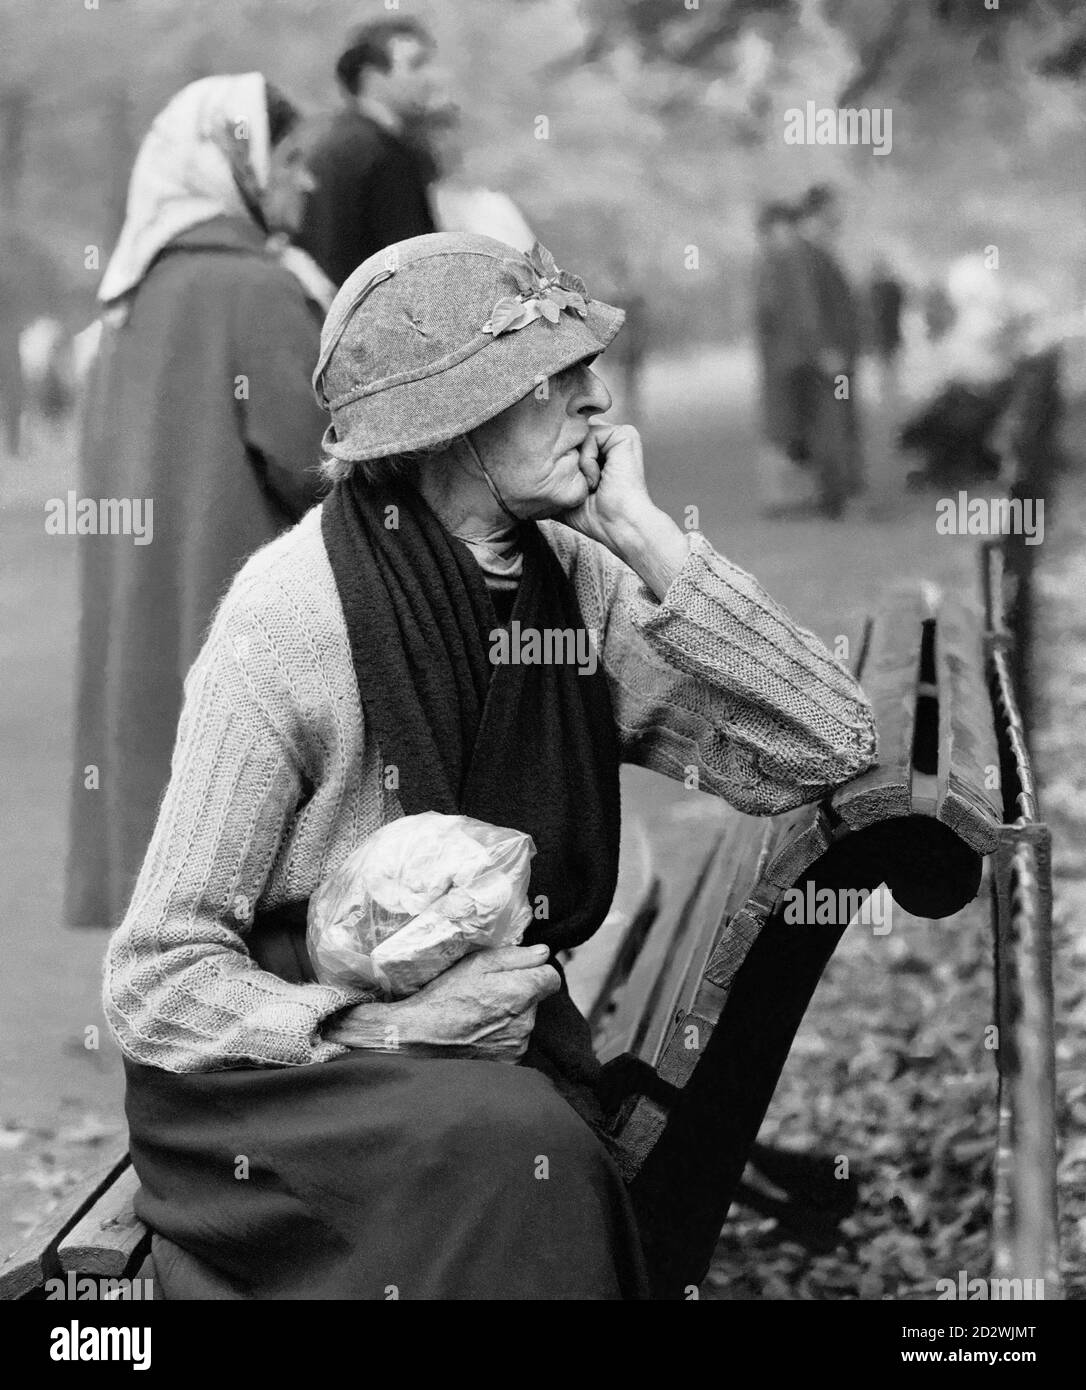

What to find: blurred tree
left=570, top=0, right=1086, bottom=96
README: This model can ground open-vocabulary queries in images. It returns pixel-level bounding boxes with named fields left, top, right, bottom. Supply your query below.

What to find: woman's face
left=469, top=360, right=613, bottom=519
left=263, top=141, right=317, bottom=235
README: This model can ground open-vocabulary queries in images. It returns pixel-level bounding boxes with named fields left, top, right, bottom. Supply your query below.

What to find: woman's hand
left=325, top=944, right=561, bottom=1063
left=556, top=422, right=649, bottom=549
left=556, top=423, right=689, bottom=601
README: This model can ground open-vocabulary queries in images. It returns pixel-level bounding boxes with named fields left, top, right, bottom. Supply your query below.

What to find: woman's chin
left=558, top=475, right=592, bottom=512
left=521, top=465, right=591, bottom=520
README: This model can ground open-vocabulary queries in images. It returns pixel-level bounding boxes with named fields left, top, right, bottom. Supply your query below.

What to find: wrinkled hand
left=555, top=421, right=689, bottom=603
left=327, top=945, right=560, bottom=1063
left=555, top=422, right=655, bottom=550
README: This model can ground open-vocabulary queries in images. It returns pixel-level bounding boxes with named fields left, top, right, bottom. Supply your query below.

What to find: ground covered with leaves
left=705, top=898, right=999, bottom=1300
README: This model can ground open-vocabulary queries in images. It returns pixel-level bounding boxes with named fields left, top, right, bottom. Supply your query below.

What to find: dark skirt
left=124, top=1046, right=651, bottom=1300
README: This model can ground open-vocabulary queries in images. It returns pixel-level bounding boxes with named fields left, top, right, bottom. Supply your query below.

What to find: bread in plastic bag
left=306, top=811, right=536, bottom=998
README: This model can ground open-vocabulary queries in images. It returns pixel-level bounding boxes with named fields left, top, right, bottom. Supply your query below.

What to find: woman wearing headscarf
left=65, top=74, right=334, bottom=932
left=105, top=232, right=877, bottom=1299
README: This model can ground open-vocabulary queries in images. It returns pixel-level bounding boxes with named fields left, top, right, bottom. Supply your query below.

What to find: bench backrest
left=586, top=577, right=1056, bottom=1293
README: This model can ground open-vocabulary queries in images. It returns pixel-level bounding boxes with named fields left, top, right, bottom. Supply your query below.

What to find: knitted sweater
left=103, top=507, right=877, bottom=1072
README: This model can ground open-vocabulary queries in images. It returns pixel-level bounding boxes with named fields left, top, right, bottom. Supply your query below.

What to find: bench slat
left=0, top=1143, right=131, bottom=1300
left=595, top=853, right=710, bottom=1065
left=935, top=596, right=1003, bottom=852
left=832, top=587, right=931, bottom=829
left=597, top=611, right=872, bottom=1084
left=572, top=880, right=662, bottom=1031
left=566, top=816, right=658, bottom=1025
left=639, top=817, right=766, bottom=1069
left=57, top=1163, right=149, bottom=1279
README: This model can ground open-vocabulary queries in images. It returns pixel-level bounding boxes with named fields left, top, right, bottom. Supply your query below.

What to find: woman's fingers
left=480, top=944, right=551, bottom=971
left=480, top=951, right=560, bottom=1010
left=577, top=431, right=602, bottom=492
left=493, top=964, right=559, bottom=1013
left=587, top=422, right=646, bottom=489
left=521, top=964, right=561, bottom=1000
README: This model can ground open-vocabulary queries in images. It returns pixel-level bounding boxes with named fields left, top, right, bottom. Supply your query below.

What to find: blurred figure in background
left=752, top=200, right=819, bottom=516
left=794, top=183, right=864, bottom=517
left=0, top=271, right=24, bottom=455
left=296, top=17, right=442, bottom=287
left=864, top=255, right=907, bottom=513
left=901, top=255, right=1051, bottom=490
left=19, top=317, right=75, bottom=424
left=868, top=255, right=905, bottom=408
left=264, top=127, right=338, bottom=315
left=64, top=73, right=329, bottom=930
left=923, top=280, right=957, bottom=343
left=0, top=218, right=67, bottom=456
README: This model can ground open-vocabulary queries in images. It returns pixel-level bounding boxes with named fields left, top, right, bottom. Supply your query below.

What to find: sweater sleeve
left=102, top=601, right=371, bottom=1073
left=550, top=525, right=877, bottom=814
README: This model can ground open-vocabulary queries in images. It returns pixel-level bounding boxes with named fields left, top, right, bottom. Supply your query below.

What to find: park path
left=0, top=344, right=1004, bottom=1263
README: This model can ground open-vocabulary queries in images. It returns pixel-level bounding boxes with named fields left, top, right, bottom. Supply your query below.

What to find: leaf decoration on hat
left=508, top=261, right=537, bottom=295
left=528, top=242, right=560, bottom=279
left=486, top=297, right=540, bottom=335
left=483, top=241, right=590, bottom=337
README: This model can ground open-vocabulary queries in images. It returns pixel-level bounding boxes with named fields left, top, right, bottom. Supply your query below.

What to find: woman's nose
left=573, top=368, right=612, bottom=417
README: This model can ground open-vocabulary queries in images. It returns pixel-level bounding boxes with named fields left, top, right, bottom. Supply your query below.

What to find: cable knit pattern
left=103, top=506, right=877, bottom=1072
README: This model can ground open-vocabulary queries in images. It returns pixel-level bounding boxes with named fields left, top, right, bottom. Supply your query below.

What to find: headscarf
left=97, top=73, right=272, bottom=312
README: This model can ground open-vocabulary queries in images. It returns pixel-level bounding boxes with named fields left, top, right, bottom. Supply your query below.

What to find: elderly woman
left=106, top=232, right=876, bottom=1301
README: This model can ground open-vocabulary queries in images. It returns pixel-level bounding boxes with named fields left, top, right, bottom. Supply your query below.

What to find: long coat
left=753, top=241, right=823, bottom=452
left=780, top=237, right=864, bottom=504
left=64, top=216, right=329, bottom=929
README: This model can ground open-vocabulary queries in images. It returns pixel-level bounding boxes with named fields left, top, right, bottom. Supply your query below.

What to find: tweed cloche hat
left=313, top=232, right=626, bottom=463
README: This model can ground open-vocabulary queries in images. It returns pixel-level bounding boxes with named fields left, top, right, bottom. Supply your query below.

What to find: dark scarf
left=311, top=476, right=622, bottom=1112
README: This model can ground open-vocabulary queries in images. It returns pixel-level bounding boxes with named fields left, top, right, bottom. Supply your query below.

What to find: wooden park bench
left=1, top=567, right=1058, bottom=1300
left=565, top=563, right=1058, bottom=1297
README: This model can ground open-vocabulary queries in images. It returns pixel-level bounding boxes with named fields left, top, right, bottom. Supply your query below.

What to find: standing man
left=0, top=270, right=23, bottom=455
left=869, top=255, right=905, bottom=405
left=794, top=184, right=864, bottom=517
left=752, top=200, right=823, bottom=515
left=865, top=255, right=907, bottom=511
left=296, top=18, right=444, bottom=287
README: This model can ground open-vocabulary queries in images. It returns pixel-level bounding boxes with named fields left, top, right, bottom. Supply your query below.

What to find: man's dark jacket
left=296, top=109, right=435, bottom=288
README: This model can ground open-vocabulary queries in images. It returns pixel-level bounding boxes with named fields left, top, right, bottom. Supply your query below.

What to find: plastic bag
left=306, top=811, right=536, bottom=998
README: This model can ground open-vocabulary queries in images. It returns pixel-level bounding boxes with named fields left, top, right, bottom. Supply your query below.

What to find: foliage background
left=0, top=0, right=1083, bottom=345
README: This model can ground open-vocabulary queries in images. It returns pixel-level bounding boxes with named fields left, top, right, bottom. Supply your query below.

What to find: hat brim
left=322, top=298, right=626, bottom=463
